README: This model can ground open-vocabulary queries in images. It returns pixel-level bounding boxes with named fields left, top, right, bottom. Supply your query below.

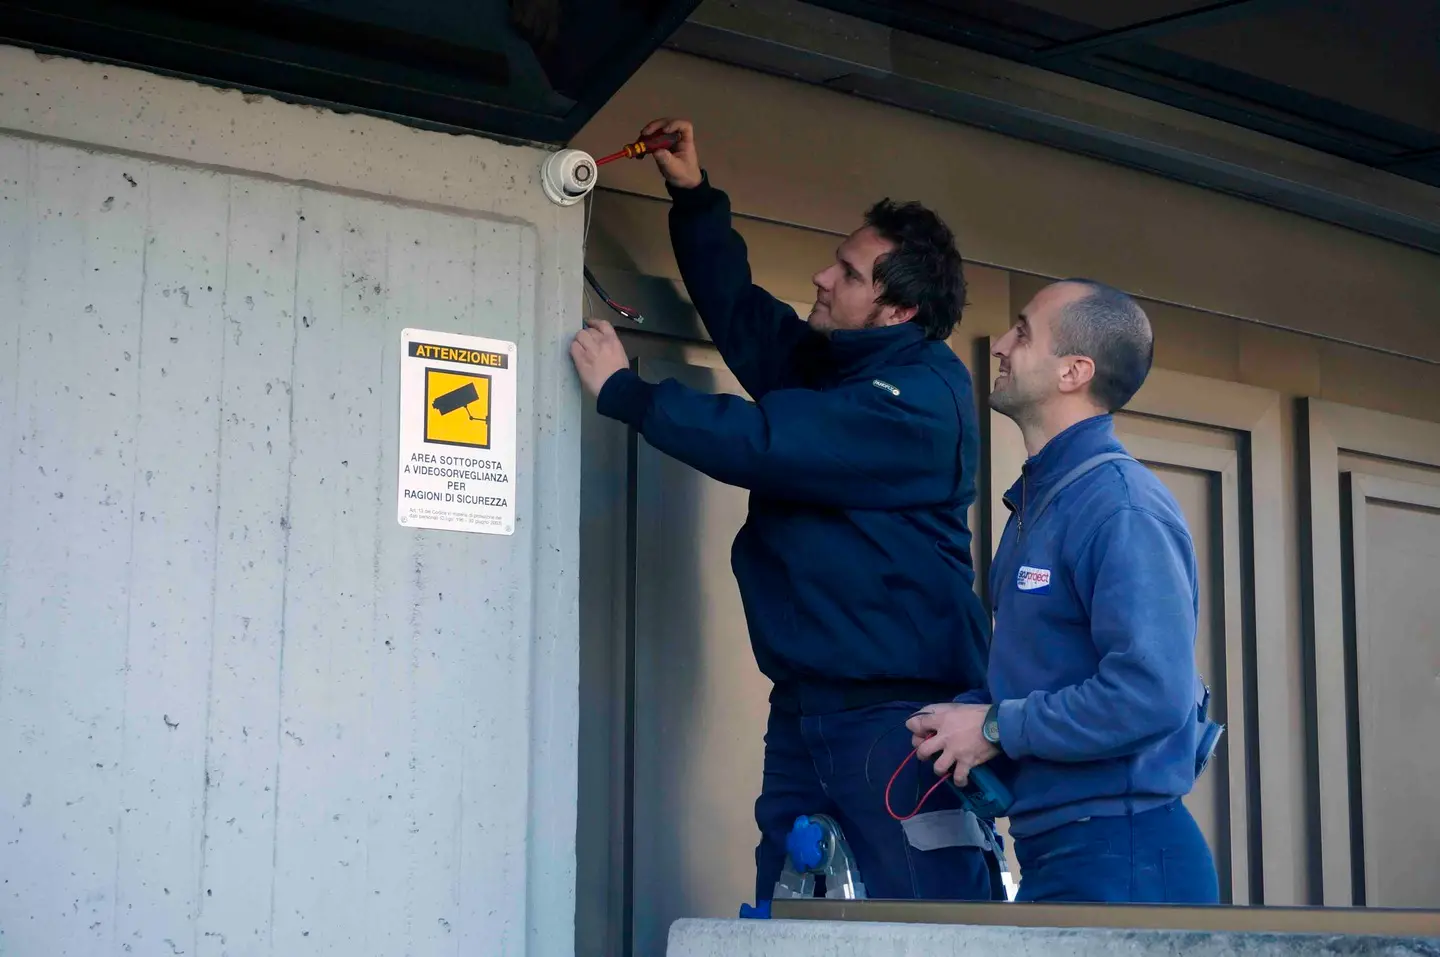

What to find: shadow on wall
left=577, top=198, right=767, bottom=957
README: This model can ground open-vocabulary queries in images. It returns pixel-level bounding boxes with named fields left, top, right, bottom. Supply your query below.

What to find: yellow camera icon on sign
left=425, top=369, right=491, bottom=450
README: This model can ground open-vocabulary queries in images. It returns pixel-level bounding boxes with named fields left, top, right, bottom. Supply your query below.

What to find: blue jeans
left=1013, top=800, right=1220, bottom=904
left=753, top=701, right=997, bottom=902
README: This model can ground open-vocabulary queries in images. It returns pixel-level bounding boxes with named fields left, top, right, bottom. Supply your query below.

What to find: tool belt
left=770, top=677, right=965, bottom=716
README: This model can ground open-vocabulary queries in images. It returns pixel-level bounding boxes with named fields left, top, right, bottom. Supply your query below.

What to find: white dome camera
left=541, top=148, right=598, bottom=207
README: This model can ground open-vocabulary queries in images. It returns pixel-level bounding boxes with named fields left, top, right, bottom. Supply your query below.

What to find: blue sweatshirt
left=965, top=415, right=1205, bottom=838
left=596, top=174, right=991, bottom=701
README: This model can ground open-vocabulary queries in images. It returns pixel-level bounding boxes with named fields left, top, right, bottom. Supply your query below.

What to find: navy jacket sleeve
left=996, top=506, right=1198, bottom=762
left=596, top=365, right=960, bottom=510
left=668, top=174, right=819, bottom=398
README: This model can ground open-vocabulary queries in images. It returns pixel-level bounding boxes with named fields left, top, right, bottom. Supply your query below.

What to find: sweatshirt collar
left=1004, top=413, right=1122, bottom=510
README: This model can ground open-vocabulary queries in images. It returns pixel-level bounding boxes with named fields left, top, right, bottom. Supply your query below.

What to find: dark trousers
left=1013, top=799, right=1220, bottom=904
left=753, top=701, right=997, bottom=902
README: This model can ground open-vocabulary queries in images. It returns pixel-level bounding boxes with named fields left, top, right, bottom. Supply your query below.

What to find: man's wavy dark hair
left=864, top=198, right=966, bottom=341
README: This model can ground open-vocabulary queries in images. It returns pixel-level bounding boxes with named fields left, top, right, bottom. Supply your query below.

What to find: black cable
left=863, top=708, right=936, bottom=794
left=584, top=266, right=645, bottom=324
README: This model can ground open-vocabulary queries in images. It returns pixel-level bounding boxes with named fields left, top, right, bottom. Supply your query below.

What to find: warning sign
left=398, top=328, right=517, bottom=535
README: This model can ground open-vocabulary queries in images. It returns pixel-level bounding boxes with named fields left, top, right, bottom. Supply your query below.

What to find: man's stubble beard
left=987, top=380, right=1032, bottom=425
left=807, top=303, right=885, bottom=336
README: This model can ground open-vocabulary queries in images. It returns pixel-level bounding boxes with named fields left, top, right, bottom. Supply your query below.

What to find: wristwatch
left=982, top=703, right=1001, bottom=746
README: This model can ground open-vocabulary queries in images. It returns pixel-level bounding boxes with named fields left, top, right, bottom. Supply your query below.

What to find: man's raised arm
left=642, top=118, right=816, bottom=399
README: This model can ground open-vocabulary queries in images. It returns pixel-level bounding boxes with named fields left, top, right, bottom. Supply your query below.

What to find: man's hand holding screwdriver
left=638, top=118, right=703, bottom=190
left=568, top=119, right=703, bottom=399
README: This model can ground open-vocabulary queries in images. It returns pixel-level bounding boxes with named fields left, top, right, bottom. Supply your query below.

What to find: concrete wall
left=0, top=46, right=583, bottom=957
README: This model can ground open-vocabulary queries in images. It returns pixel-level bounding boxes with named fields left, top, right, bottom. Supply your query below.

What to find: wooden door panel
left=576, top=337, right=764, bottom=957
left=1348, top=477, right=1440, bottom=909
left=629, top=354, right=764, bottom=957
left=1118, top=433, right=1248, bottom=906
left=1305, top=400, right=1440, bottom=907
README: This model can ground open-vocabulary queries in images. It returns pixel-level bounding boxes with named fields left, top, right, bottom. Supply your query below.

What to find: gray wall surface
left=0, top=46, right=583, bottom=957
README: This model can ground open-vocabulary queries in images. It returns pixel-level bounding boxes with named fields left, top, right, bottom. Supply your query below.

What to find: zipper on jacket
left=1016, top=464, right=1029, bottom=536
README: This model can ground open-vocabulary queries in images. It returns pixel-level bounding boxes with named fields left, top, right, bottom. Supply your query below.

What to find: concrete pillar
left=0, top=45, right=581, bottom=957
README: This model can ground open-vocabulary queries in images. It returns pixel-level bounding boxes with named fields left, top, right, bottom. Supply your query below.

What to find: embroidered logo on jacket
left=871, top=379, right=900, bottom=396
left=1016, top=565, right=1052, bottom=593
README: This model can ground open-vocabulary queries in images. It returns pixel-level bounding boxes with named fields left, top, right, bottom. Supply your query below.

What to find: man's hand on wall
left=570, top=318, right=630, bottom=397
left=907, top=703, right=999, bottom=787
left=639, top=118, right=702, bottom=190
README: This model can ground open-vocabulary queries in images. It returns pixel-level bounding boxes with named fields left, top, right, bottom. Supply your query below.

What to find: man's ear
left=1056, top=355, right=1096, bottom=395
left=879, top=302, right=918, bottom=327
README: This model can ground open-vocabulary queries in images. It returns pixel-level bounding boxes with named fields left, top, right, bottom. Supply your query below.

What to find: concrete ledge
left=667, top=918, right=1440, bottom=956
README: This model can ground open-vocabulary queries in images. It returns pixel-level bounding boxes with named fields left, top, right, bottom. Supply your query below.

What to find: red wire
left=885, top=746, right=950, bottom=822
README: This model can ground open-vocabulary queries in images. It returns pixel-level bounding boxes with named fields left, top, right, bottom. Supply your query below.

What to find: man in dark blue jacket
left=570, top=118, right=996, bottom=904
left=906, top=279, right=1220, bottom=904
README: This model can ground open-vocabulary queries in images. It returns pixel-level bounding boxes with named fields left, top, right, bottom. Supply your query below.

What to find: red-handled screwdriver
left=594, top=131, right=682, bottom=166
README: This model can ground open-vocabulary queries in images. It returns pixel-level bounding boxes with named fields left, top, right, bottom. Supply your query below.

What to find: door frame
left=1303, top=399, right=1440, bottom=906
left=1119, top=434, right=1249, bottom=902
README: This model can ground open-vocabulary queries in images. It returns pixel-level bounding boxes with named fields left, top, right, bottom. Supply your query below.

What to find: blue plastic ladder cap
left=739, top=901, right=771, bottom=919
left=786, top=815, right=825, bottom=871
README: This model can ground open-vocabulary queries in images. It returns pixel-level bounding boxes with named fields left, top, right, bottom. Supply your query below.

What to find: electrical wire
left=581, top=191, right=596, bottom=321
left=862, top=710, right=953, bottom=822
left=584, top=266, right=645, bottom=324
left=885, top=745, right=950, bottom=822
left=578, top=190, right=645, bottom=324
left=863, top=715, right=919, bottom=791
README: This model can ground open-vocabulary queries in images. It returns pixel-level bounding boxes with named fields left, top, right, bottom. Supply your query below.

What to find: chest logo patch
left=871, top=379, right=900, bottom=397
left=1016, top=565, right=1052, bottom=593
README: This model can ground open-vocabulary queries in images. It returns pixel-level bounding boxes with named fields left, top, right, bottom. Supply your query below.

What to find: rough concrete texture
left=0, top=44, right=582, bottom=957
left=667, top=919, right=1440, bottom=957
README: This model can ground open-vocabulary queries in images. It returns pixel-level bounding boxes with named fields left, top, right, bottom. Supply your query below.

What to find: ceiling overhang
left=0, top=0, right=702, bottom=146
left=1, top=0, right=1435, bottom=254
left=665, top=0, right=1440, bottom=254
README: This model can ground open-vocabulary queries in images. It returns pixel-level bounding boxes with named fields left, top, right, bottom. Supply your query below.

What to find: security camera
left=432, top=382, right=481, bottom=417
left=541, top=148, right=598, bottom=207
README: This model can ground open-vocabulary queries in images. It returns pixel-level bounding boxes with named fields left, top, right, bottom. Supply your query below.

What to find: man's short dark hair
left=864, top=199, right=966, bottom=341
left=1051, top=279, right=1154, bottom=411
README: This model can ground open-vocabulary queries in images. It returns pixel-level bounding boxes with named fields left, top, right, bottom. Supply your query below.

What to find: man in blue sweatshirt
left=906, top=279, right=1220, bottom=904
left=569, top=118, right=997, bottom=904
